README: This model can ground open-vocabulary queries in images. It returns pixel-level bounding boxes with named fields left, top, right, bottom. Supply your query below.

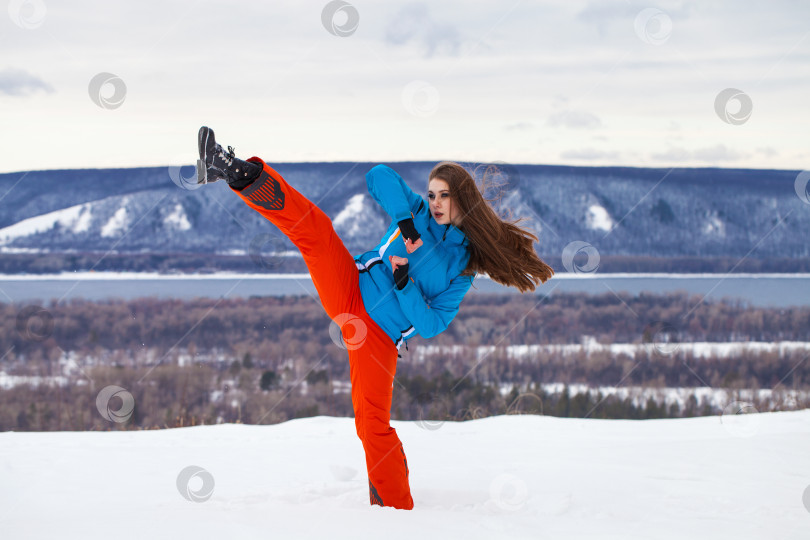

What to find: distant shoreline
left=3, top=271, right=810, bottom=280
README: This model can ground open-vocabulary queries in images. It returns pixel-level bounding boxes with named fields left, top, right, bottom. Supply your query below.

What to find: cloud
left=383, top=3, right=460, bottom=57
left=651, top=145, right=742, bottom=163
left=577, top=2, right=637, bottom=23
left=547, top=110, right=603, bottom=129
left=504, top=122, right=534, bottom=131
left=577, top=1, right=695, bottom=37
left=651, top=147, right=690, bottom=162
left=692, top=145, right=741, bottom=162
left=576, top=2, right=641, bottom=39
left=0, top=68, right=54, bottom=96
left=560, top=148, right=619, bottom=161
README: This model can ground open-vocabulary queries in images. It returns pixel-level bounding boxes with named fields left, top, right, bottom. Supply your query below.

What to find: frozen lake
left=1, top=272, right=808, bottom=308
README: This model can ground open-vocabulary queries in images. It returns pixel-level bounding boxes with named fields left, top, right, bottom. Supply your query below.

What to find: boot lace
left=217, top=145, right=237, bottom=167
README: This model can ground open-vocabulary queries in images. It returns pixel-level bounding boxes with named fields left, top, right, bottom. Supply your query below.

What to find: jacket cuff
left=395, top=278, right=416, bottom=296
left=393, top=262, right=410, bottom=290
left=397, top=218, right=421, bottom=242
left=233, top=157, right=267, bottom=197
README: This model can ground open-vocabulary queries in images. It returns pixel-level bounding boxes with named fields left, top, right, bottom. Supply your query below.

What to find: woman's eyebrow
left=428, top=189, right=449, bottom=193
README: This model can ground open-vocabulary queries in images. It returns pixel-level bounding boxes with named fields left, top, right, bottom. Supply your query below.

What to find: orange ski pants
left=232, top=157, right=414, bottom=510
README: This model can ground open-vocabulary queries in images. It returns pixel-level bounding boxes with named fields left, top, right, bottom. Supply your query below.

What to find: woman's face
left=428, top=178, right=459, bottom=226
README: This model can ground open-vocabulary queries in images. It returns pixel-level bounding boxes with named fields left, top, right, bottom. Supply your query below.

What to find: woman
left=196, top=126, right=554, bottom=510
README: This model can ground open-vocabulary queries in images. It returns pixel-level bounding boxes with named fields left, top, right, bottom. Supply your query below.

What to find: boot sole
left=197, top=126, right=214, bottom=184
left=196, top=159, right=207, bottom=184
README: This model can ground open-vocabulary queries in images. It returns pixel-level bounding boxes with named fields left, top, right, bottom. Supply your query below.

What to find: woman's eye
left=441, top=193, right=448, bottom=198
left=428, top=194, right=434, bottom=199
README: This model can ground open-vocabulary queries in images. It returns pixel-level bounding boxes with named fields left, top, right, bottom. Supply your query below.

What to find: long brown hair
left=428, top=161, right=554, bottom=293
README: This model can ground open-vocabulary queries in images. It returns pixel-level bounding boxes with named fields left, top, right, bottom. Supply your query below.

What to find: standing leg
left=347, top=317, right=414, bottom=510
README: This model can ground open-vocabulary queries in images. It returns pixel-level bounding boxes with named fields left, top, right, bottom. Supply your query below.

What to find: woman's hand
left=404, top=237, right=423, bottom=254
left=389, top=255, right=410, bottom=290
left=397, top=218, right=422, bottom=254
left=389, top=255, right=408, bottom=272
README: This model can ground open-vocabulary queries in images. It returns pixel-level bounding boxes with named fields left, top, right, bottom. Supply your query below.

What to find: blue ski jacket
left=354, top=164, right=476, bottom=350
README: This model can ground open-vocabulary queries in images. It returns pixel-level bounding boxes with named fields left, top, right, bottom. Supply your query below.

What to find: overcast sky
left=1, top=0, right=808, bottom=173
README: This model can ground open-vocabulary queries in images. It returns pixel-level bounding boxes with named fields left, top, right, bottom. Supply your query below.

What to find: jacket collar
left=444, top=223, right=469, bottom=246
left=428, top=218, right=469, bottom=247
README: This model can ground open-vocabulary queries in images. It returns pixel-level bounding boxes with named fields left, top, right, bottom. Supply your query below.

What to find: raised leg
left=232, top=157, right=359, bottom=321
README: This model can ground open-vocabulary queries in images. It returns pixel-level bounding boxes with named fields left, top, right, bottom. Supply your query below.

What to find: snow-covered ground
left=1, top=411, right=809, bottom=540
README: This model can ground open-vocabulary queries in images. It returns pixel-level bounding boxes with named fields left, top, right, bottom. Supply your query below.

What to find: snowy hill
left=2, top=411, right=809, bottom=539
left=0, top=163, right=807, bottom=266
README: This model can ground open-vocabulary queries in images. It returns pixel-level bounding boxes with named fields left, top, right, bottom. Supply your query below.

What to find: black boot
left=197, top=126, right=262, bottom=189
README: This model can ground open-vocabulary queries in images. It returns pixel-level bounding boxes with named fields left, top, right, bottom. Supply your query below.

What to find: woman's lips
left=434, top=212, right=443, bottom=217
